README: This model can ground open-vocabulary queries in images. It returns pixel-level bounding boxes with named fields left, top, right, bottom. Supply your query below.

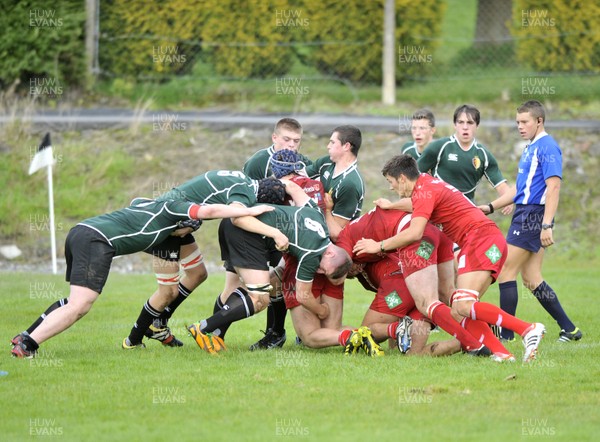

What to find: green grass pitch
left=1, top=257, right=598, bottom=441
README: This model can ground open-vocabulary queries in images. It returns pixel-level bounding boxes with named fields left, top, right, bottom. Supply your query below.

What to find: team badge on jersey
left=416, top=240, right=434, bottom=260
left=472, top=156, right=481, bottom=170
left=385, top=291, right=402, bottom=309
left=485, top=244, right=502, bottom=264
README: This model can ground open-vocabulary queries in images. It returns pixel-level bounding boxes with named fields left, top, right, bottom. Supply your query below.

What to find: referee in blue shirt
left=481, top=100, right=581, bottom=343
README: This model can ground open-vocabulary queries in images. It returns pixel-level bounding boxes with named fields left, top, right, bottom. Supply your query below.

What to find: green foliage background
left=296, top=0, right=446, bottom=84
left=512, top=0, right=600, bottom=73
left=0, top=0, right=85, bottom=89
left=2, top=0, right=599, bottom=91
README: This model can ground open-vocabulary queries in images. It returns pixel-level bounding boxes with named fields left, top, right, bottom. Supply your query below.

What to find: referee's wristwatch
left=541, top=223, right=554, bottom=230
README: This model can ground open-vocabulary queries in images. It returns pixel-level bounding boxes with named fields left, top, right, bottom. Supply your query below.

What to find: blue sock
left=499, top=281, right=519, bottom=340
left=532, top=281, right=576, bottom=332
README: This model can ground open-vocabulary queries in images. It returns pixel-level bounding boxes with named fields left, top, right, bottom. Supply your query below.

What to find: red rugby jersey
left=337, top=206, right=411, bottom=262
left=411, top=173, right=495, bottom=245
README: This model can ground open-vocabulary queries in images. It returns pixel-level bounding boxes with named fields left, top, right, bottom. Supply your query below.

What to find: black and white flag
left=29, top=132, right=55, bottom=175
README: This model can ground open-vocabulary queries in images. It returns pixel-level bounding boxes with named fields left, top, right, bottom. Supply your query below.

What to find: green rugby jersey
left=401, top=141, right=422, bottom=160
left=79, top=199, right=198, bottom=256
left=157, top=170, right=258, bottom=207
left=257, top=202, right=330, bottom=282
left=306, top=155, right=364, bottom=220
left=417, top=135, right=506, bottom=201
left=243, top=145, right=312, bottom=179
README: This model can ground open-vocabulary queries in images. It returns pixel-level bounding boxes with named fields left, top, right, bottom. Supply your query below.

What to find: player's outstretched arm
left=353, top=216, right=427, bottom=255
left=478, top=184, right=516, bottom=215
left=194, top=203, right=274, bottom=220
left=374, top=197, right=413, bottom=211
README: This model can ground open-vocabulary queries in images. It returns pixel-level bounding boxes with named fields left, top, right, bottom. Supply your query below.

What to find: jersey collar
left=332, top=159, right=358, bottom=179
left=450, top=134, right=477, bottom=151
left=529, top=131, right=548, bottom=145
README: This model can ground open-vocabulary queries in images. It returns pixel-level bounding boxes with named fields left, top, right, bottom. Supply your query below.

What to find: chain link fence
left=96, top=1, right=600, bottom=104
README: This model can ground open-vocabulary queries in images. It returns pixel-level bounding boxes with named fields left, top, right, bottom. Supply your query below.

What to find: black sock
left=213, top=294, right=224, bottom=314
left=156, top=283, right=192, bottom=328
left=532, top=281, right=576, bottom=332
left=211, top=294, right=233, bottom=339
left=269, top=294, right=287, bottom=335
left=499, top=281, right=518, bottom=340
left=201, top=288, right=255, bottom=336
left=26, top=298, right=69, bottom=334
left=127, top=300, right=161, bottom=345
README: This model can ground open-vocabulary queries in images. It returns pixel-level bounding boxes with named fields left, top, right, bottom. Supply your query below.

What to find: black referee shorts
left=218, top=218, right=281, bottom=272
left=65, top=225, right=115, bottom=294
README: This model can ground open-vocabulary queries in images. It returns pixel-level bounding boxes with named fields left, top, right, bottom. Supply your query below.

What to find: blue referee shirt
left=514, top=132, right=562, bottom=205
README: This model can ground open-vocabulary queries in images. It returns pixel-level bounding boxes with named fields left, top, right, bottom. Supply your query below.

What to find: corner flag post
left=28, top=132, right=58, bottom=274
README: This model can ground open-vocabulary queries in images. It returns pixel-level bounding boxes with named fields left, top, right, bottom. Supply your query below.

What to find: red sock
left=387, top=322, right=399, bottom=339
left=470, top=302, right=530, bottom=336
left=428, top=301, right=482, bottom=352
left=462, top=318, right=510, bottom=354
left=338, top=329, right=352, bottom=346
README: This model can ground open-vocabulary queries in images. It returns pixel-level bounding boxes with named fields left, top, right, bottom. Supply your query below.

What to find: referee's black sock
left=128, top=300, right=161, bottom=345
left=201, top=288, right=255, bottom=336
left=26, top=298, right=69, bottom=334
left=155, top=283, right=192, bottom=328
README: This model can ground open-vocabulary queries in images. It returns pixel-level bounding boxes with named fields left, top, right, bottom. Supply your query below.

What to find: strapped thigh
left=245, top=283, right=273, bottom=296
left=180, top=248, right=204, bottom=270
left=156, top=272, right=180, bottom=286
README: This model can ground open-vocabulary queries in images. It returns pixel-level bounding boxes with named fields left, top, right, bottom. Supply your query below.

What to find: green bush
left=99, top=0, right=205, bottom=78
left=198, top=0, right=294, bottom=78
left=0, top=0, right=85, bottom=92
left=299, top=0, right=446, bottom=84
left=100, top=0, right=294, bottom=80
left=511, top=0, right=600, bottom=72
left=450, top=42, right=517, bottom=69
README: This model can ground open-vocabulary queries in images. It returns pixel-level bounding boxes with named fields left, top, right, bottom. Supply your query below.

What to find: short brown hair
left=517, top=100, right=545, bottom=122
left=333, top=125, right=362, bottom=156
left=381, top=154, right=419, bottom=180
left=453, top=104, right=480, bottom=126
left=329, top=245, right=352, bottom=280
left=275, top=118, right=302, bottom=134
left=412, top=108, right=435, bottom=127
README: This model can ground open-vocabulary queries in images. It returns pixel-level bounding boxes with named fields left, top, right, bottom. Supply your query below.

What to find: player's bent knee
left=158, top=285, right=179, bottom=303
left=246, top=282, right=274, bottom=312
left=449, top=288, right=479, bottom=318
left=451, top=302, right=473, bottom=318
left=251, top=294, right=271, bottom=312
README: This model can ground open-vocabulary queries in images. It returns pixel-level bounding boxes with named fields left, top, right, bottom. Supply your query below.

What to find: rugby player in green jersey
left=306, top=125, right=365, bottom=241
left=11, top=199, right=275, bottom=358
left=243, top=117, right=311, bottom=180
left=400, top=109, right=437, bottom=160
left=249, top=125, right=365, bottom=350
left=417, top=104, right=512, bottom=204
left=226, top=119, right=308, bottom=349
left=187, top=196, right=353, bottom=353
left=122, top=171, right=287, bottom=349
